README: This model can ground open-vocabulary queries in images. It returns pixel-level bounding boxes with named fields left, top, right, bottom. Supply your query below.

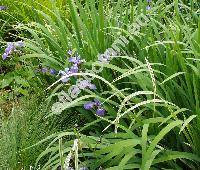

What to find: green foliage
left=0, top=53, right=35, bottom=96
left=33, top=116, right=200, bottom=169
left=0, top=0, right=200, bottom=169
left=35, top=53, right=198, bottom=169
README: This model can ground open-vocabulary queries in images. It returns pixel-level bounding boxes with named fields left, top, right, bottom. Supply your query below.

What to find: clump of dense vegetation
left=0, top=0, right=200, bottom=169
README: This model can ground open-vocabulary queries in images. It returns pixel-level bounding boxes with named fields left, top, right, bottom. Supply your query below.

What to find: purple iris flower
left=5, top=46, right=12, bottom=54
left=146, top=5, right=151, bottom=10
left=70, top=64, right=79, bottom=73
left=71, top=86, right=80, bottom=97
left=41, top=68, right=48, bottom=73
left=0, top=6, right=7, bottom=11
left=84, top=101, right=95, bottom=110
left=5, top=48, right=11, bottom=54
left=94, top=99, right=101, bottom=106
left=96, top=108, right=105, bottom=116
left=147, top=0, right=152, bottom=2
left=84, top=99, right=106, bottom=116
left=50, top=69, right=56, bottom=75
left=6, top=42, right=15, bottom=53
left=68, top=57, right=76, bottom=63
left=2, top=41, right=24, bottom=60
left=2, top=42, right=15, bottom=60
left=16, top=41, right=24, bottom=47
left=77, top=80, right=96, bottom=90
left=2, top=53, right=8, bottom=60
left=75, top=56, right=82, bottom=64
left=88, top=83, right=96, bottom=90
left=78, top=80, right=90, bottom=89
left=69, top=56, right=84, bottom=65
